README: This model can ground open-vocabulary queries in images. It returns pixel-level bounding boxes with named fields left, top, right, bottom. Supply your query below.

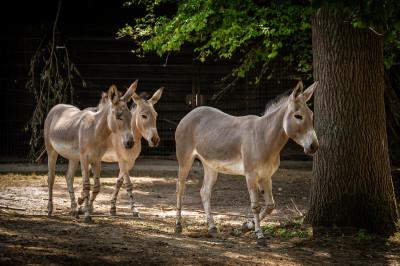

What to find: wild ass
left=44, top=84, right=135, bottom=223
left=174, top=81, right=319, bottom=245
left=100, top=84, right=164, bottom=217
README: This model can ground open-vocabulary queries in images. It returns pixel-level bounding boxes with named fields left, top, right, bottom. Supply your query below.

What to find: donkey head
left=131, top=86, right=164, bottom=147
left=283, top=81, right=319, bottom=155
left=106, top=82, right=137, bottom=149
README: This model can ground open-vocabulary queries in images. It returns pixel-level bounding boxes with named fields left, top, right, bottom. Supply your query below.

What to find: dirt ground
left=0, top=164, right=399, bottom=265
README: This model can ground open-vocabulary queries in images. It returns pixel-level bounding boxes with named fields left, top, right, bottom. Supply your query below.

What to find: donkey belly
left=46, top=104, right=82, bottom=161
left=50, top=138, right=80, bottom=160
left=195, top=150, right=244, bottom=175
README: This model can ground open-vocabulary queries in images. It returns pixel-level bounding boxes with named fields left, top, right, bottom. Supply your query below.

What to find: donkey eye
left=141, top=114, right=148, bottom=119
left=294, top=114, right=303, bottom=120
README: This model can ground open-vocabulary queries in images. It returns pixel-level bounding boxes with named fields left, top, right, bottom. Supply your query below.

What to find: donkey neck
left=257, top=100, right=289, bottom=155
left=131, top=107, right=143, bottom=142
left=93, top=104, right=112, bottom=141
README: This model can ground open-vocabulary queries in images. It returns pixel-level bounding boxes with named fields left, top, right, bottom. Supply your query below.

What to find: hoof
left=208, top=227, right=218, bottom=238
left=132, top=211, right=140, bottom=218
left=241, top=221, right=253, bottom=233
left=71, top=209, right=79, bottom=218
left=257, top=237, right=267, bottom=247
left=241, top=222, right=250, bottom=233
left=110, top=208, right=117, bottom=216
left=47, top=203, right=53, bottom=217
left=84, top=216, right=93, bottom=224
left=175, top=223, right=183, bottom=234
left=47, top=207, right=53, bottom=217
left=77, top=197, right=84, bottom=205
left=78, top=207, right=85, bottom=215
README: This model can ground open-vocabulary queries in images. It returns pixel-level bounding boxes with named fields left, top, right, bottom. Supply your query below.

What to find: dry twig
left=25, top=0, right=85, bottom=161
left=290, top=198, right=304, bottom=217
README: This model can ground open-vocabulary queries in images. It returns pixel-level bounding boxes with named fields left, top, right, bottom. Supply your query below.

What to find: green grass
left=262, top=218, right=312, bottom=239
left=356, top=229, right=373, bottom=243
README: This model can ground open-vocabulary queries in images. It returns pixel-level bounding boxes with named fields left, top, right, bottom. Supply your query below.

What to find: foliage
left=262, top=218, right=312, bottom=239
left=119, top=0, right=313, bottom=82
left=25, top=0, right=86, bottom=161
left=356, top=229, right=373, bottom=243
left=312, top=0, right=399, bottom=27
left=312, top=0, right=400, bottom=69
left=119, top=0, right=400, bottom=80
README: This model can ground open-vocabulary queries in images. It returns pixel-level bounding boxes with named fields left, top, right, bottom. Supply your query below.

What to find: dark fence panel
left=0, top=24, right=305, bottom=161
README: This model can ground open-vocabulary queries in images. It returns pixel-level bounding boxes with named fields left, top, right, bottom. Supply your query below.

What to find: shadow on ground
left=0, top=166, right=399, bottom=265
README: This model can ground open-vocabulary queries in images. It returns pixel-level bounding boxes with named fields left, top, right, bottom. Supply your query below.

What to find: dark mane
left=263, top=90, right=291, bottom=115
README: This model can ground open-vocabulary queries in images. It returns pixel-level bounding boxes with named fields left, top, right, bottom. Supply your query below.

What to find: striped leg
left=110, top=172, right=124, bottom=216
left=243, top=176, right=275, bottom=232
left=80, top=157, right=92, bottom=223
left=123, top=173, right=139, bottom=217
left=246, top=172, right=266, bottom=246
left=89, top=162, right=101, bottom=214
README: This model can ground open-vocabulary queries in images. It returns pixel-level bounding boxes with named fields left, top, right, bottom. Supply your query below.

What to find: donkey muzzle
left=305, top=141, right=319, bottom=155
left=149, top=135, right=160, bottom=148
left=123, top=134, right=134, bottom=149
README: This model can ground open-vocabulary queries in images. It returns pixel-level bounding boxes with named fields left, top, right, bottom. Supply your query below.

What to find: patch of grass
left=262, top=218, right=312, bottom=239
left=292, top=217, right=304, bottom=226
left=356, top=229, right=373, bottom=243
left=274, top=227, right=311, bottom=238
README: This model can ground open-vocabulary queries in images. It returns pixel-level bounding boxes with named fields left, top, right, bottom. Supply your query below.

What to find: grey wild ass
left=174, top=81, right=319, bottom=245
left=65, top=81, right=163, bottom=217
left=44, top=84, right=135, bottom=223
left=101, top=85, right=164, bottom=217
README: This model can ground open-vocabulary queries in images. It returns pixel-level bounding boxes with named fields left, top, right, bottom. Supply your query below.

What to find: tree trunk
left=305, top=8, right=398, bottom=235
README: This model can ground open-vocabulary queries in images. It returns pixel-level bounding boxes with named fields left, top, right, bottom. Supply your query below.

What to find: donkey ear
left=302, top=81, right=318, bottom=102
left=121, top=80, right=138, bottom=102
left=131, top=91, right=141, bottom=104
left=148, top=87, right=164, bottom=105
left=290, top=81, right=304, bottom=101
left=99, top=91, right=108, bottom=104
left=107, top=85, right=119, bottom=105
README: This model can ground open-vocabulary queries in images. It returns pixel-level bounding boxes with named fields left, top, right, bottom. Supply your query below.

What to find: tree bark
left=305, top=8, right=398, bottom=235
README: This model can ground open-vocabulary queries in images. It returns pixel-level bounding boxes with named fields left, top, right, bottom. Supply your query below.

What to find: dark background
left=0, top=0, right=304, bottom=161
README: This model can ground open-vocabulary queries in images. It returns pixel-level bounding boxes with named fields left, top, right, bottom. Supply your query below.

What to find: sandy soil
left=0, top=166, right=399, bottom=265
